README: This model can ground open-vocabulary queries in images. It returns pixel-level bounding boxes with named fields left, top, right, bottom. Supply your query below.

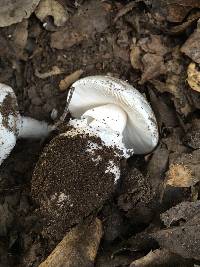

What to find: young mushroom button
left=0, top=83, right=53, bottom=165
left=31, top=76, right=159, bottom=240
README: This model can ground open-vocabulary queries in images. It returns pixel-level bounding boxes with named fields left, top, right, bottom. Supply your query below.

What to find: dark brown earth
left=0, top=0, right=200, bottom=266
left=0, top=93, right=18, bottom=132
left=31, top=130, right=120, bottom=242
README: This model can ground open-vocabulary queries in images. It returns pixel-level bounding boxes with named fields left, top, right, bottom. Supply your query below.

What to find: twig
left=59, top=69, right=83, bottom=91
left=54, top=86, right=75, bottom=128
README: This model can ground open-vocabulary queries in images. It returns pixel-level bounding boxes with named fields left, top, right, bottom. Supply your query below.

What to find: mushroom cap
left=0, top=83, right=21, bottom=164
left=69, top=76, right=158, bottom=154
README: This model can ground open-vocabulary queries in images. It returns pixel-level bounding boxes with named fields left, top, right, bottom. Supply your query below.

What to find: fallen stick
left=39, top=218, right=102, bottom=267
left=59, top=69, right=84, bottom=91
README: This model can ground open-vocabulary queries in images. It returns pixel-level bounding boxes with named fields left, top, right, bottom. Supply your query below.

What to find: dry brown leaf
left=12, top=20, right=28, bottom=59
left=114, top=2, right=137, bottom=22
left=165, top=150, right=200, bottom=188
left=146, top=47, right=192, bottom=116
left=0, top=0, right=40, bottom=27
left=59, top=70, right=84, bottom=91
left=166, top=11, right=200, bottom=35
left=140, top=53, right=166, bottom=84
left=151, top=0, right=200, bottom=23
left=161, top=201, right=200, bottom=227
left=166, top=164, right=194, bottom=187
left=51, top=0, right=109, bottom=50
left=138, top=35, right=169, bottom=56
left=187, top=62, right=200, bottom=92
left=181, top=29, right=200, bottom=64
left=130, top=46, right=142, bottom=70
left=151, top=214, right=200, bottom=260
left=165, top=48, right=192, bottom=116
left=148, top=88, right=178, bottom=132
left=51, top=30, right=85, bottom=49
left=162, top=128, right=187, bottom=154
left=130, top=249, right=190, bottom=267
left=35, top=0, right=69, bottom=27
left=130, top=35, right=169, bottom=83
left=39, top=218, right=102, bottom=267
left=35, top=66, right=63, bottom=79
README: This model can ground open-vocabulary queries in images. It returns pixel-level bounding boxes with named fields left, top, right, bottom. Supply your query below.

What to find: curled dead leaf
left=114, top=2, right=137, bottom=22
left=166, top=164, right=194, bottom=187
left=59, top=70, right=84, bottom=91
left=152, top=214, right=200, bottom=260
left=138, top=35, right=169, bottom=56
left=151, top=0, right=200, bottom=23
left=130, top=249, right=190, bottom=267
left=51, top=30, right=84, bottom=49
left=51, top=0, right=110, bottom=49
left=39, top=218, right=102, bottom=267
left=35, top=0, right=69, bottom=27
left=187, top=62, right=200, bottom=93
left=130, top=35, right=169, bottom=83
left=0, top=0, right=40, bottom=27
left=165, top=151, right=200, bottom=188
left=166, top=11, right=200, bottom=35
left=140, top=53, right=166, bottom=84
left=181, top=29, right=200, bottom=64
left=12, top=20, right=28, bottom=60
left=161, top=201, right=200, bottom=227
left=35, top=66, right=63, bottom=79
left=130, top=46, right=142, bottom=70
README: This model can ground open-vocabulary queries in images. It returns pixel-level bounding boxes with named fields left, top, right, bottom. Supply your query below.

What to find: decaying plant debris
left=0, top=0, right=200, bottom=266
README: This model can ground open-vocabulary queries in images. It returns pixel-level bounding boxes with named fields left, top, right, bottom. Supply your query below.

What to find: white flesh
left=18, top=116, right=53, bottom=139
left=68, top=76, right=159, bottom=154
left=82, top=103, right=127, bottom=134
left=0, top=83, right=52, bottom=165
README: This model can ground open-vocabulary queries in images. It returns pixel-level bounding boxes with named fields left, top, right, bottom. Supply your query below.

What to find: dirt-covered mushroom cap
left=69, top=76, right=158, bottom=154
left=0, top=83, right=52, bottom=165
left=0, top=83, right=21, bottom=165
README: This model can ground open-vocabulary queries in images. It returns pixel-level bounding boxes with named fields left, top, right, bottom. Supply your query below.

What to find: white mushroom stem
left=82, top=104, right=127, bottom=134
left=0, top=83, right=54, bottom=166
left=68, top=104, right=131, bottom=158
left=18, top=116, right=53, bottom=139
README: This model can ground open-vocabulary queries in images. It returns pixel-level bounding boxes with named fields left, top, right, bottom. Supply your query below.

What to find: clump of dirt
left=118, top=168, right=154, bottom=225
left=31, top=129, right=121, bottom=241
left=0, top=92, right=18, bottom=132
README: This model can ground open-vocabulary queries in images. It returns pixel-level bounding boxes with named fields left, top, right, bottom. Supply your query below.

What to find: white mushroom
left=0, top=83, right=53, bottom=165
left=30, top=76, right=159, bottom=238
left=68, top=75, right=158, bottom=155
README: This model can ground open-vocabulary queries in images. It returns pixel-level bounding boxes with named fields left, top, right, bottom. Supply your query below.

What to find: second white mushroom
left=0, top=83, right=53, bottom=165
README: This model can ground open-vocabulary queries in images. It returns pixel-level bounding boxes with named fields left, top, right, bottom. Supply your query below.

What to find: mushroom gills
left=68, top=76, right=159, bottom=154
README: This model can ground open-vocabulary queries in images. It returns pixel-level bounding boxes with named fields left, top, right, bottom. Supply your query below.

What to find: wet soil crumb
left=31, top=129, right=121, bottom=241
left=0, top=92, right=18, bottom=133
left=118, top=168, right=154, bottom=224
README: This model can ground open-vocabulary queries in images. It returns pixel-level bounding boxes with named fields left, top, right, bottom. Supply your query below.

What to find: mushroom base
left=31, top=129, right=121, bottom=241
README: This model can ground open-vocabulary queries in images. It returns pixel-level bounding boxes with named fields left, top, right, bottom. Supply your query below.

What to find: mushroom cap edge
left=68, top=75, right=159, bottom=154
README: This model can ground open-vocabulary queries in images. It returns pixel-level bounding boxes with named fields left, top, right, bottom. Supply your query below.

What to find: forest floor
left=0, top=0, right=200, bottom=266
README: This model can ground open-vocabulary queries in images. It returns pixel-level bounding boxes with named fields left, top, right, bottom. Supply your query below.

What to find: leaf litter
left=0, top=0, right=200, bottom=266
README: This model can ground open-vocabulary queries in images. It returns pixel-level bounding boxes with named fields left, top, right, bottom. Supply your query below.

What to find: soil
left=0, top=0, right=200, bottom=266
left=0, top=92, right=18, bottom=132
left=31, top=129, right=120, bottom=242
